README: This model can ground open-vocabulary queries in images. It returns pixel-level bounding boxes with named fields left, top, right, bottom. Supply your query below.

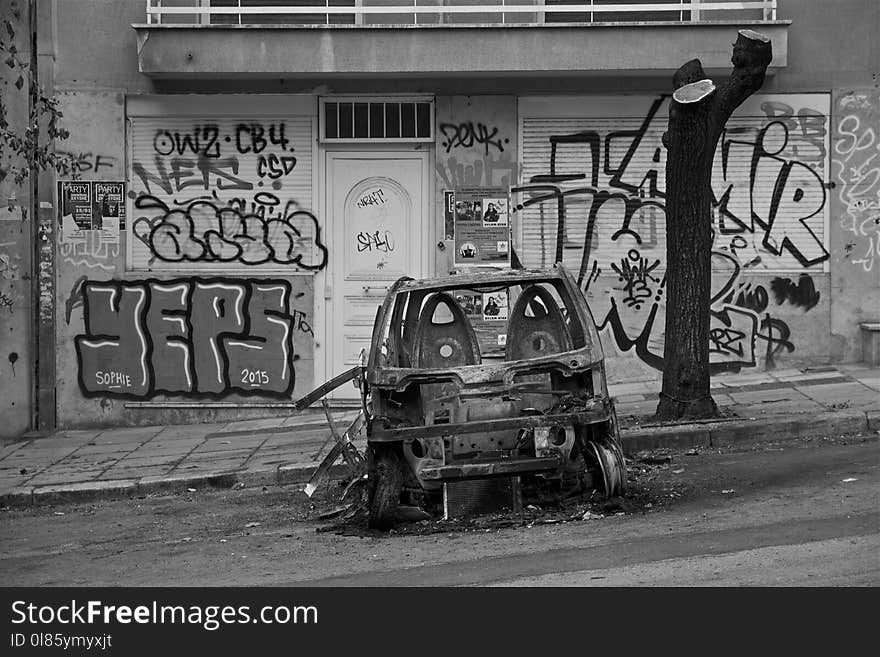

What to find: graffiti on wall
left=514, top=94, right=830, bottom=371
left=834, top=91, right=880, bottom=273
left=435, top=100, right=518, bottom=190
left=131, top=193, right=327, bottom=268
left=439, top=121, right=510, bottom=155
left=130, top=119, right=325, bottom=270
left=55, top=150, right=120, bottom=176
left=74, top=277, right=311, bottom=398
left=60, top=229, right=119, bottom=272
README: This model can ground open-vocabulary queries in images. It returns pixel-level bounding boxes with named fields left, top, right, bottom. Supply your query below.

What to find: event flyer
left=452, top=187, right=511, bottom=267
left=58, top=180, right=126, bottom=242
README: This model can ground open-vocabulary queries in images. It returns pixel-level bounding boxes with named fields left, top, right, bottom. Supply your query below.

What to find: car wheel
left=586, top=438, right=627, bottom=497
left=368, top=445, right=405, bottom=530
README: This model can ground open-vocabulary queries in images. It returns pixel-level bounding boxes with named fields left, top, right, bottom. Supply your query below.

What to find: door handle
left=362, top=285, right=388, bottom=295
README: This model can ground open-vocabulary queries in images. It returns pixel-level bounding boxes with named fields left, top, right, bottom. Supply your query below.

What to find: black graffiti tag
left=770, top=273, right=821, bottom=311
left=439, top=121, right=509, bottom=155
left=356, top=230, right=394, bottom=253
left=153, top=125, right=221, bottom=159
left=132, top=195, right=328, bottom=269
left=610, top=248, right=661, bottom=310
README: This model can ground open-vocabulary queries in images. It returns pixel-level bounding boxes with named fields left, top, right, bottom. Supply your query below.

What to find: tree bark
left=656, top=31, right=772, bottom=422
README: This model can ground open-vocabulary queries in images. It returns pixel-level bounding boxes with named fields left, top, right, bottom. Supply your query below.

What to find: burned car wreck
left=360, top=265, right=627, bottom=529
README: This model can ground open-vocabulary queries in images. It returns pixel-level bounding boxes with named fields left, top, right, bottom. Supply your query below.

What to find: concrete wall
left=434, top=95, right=518, bottom=275
left=0, top=0, right=34, bottom=438
left=513, top=92, right=838, bottom=382
left=829, top=88, right=880, bottom=362
left=35, top=0, right=880, bottom=429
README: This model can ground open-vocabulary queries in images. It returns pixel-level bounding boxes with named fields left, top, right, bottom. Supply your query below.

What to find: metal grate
left=321, top=99, right=434, bottom=142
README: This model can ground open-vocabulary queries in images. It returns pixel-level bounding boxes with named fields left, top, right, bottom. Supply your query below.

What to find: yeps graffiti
left=74, top=278, right=307, bottom=398
left=515, top=94, right=830, bottom=371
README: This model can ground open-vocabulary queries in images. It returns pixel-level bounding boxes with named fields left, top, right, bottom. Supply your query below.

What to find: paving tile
left=60, top=458, right=124, bottom=470
left=184, top=447, right=255, bottom=461
left=728, top=389, right=812, bottom=404
left=616, top=400, right=659, bottom=417
left=279, top=412, right=336, bottom=427
left=85, top=433, right=161, bottom=447
left=0, top=462, right=34, bottom=475
left=15, top=442, right=85, bottom=455
left=713, top=372, right=776, bottom=385
left=150, top=428, right=215, bottom=442
left=610, top=380, right=656, bottom=394
left=262, top=429, right=330, bottom=441
left=244, top=456, right=298, bottom=469
left=171, top=464, right=244, bottom=476
left=847, top=376, right=880, bottom=390
left=5, top=451, right=80, bottom=469
left=0, top=442, right=29, bottom=461
left=176, top=455, right=250, bottom=470
left=792, top=370, right=853, bottom=380
left=766, top=368, right=803, bottom=378
left=26, top=463, right=109, bottom=477
left=68, top=445, right=138, bottom=458
left=95, top=426, right=164, bottom=440
left=216, top=418, right=287, bottom=432
left=197, top=436, right=268, bottom=451
left=0, top=473, right=35, bottom=490
left=110, top=455, right=185, bottom=469
left=614, top=393, right=647, bottom=403
left=131, top=438, right=205, bottom=452
left=53, top=430, right=102, bottom=440
left=802, top=389, right=880, bottom=409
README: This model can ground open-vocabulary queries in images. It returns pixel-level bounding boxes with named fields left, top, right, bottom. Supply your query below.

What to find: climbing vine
left=0, top=2, right=74, bottom=191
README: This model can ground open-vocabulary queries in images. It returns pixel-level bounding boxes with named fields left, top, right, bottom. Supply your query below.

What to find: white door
left=325, top=150, right=431, bottom=397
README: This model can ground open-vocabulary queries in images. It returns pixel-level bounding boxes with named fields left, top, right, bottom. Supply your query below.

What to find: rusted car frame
left=361, top=265, right=626, bottom=529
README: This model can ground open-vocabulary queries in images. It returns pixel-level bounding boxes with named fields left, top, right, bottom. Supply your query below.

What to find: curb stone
left=31, top=479, right=138, bottom=505
left=2, top=411, right=877, bottom=507
left=621, top=410, right=870, bottom=453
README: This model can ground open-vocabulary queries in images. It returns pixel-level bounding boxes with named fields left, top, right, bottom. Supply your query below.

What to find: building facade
left=1, top=0, right=878, bottom=435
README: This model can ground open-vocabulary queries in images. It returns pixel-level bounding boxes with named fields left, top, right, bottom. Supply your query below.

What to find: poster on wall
left=58, top=180, right=125, bottom=242
left=93, top=181, right=125, bottom=241
left=452, top=187, right=511, bottom=267
left=482, top=291, right=508, bottom=321
left=444, top=190, right=455, bottom=240
left=58, top=181, right=92, bottom=239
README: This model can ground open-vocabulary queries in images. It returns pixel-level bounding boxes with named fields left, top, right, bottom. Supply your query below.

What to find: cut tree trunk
left=656, top=30, right=772, bottom=421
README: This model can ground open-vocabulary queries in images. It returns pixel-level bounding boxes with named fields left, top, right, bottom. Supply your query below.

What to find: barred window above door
left=321, top=99, right=434, bottom=143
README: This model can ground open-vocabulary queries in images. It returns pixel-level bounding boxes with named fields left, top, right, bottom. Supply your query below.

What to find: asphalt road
left=1, top=434, right=877, bottom=586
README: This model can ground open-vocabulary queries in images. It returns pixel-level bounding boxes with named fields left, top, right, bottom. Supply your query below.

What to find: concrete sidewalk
left=1, top=363, right=878, bottom=505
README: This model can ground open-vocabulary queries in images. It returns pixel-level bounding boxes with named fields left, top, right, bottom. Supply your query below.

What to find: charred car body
left=360, top=265, right=627, bottom=529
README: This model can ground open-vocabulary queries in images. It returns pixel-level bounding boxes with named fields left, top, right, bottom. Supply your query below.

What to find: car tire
left=368, top=446, right=404, bottom=530
left=585, top=410, right=628, bottom=497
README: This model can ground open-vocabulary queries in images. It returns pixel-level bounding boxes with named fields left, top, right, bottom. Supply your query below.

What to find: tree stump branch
left=656, top=30, right=772, bottom=422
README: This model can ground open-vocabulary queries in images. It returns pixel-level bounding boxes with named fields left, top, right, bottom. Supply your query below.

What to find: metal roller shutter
left=128, top=114, right=315, bottom=272
left=517, top=94, right=830, bottom=277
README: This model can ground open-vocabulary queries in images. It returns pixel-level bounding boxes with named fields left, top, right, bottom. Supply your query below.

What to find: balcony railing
left=145, top=1, right=777, bottom=26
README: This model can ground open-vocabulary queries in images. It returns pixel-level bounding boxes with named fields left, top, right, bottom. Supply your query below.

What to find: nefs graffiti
left=131, top=118, right=322, bottom=271
left=75, top=278, right=304, bottom=398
